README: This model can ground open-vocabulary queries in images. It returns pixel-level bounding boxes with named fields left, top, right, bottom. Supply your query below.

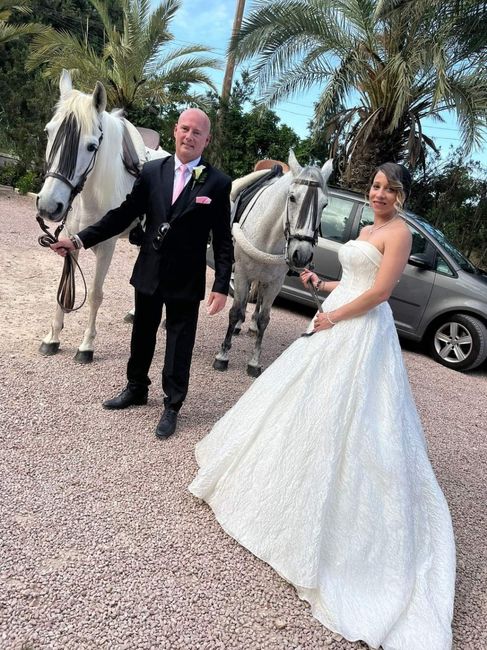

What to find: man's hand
left=50, top=238, right=75, bottom=257
left=207, top=291, right=227, bottom=315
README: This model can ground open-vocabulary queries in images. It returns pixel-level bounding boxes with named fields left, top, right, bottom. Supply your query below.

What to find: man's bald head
left=174, top=109, right=211, bottom=163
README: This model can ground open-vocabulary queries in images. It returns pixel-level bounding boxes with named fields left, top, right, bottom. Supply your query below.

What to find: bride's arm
left=314, top=229, right=412, bottom=330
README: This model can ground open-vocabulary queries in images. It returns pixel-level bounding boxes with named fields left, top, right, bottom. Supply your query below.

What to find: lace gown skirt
left=189, top=241, right=456, bottom=650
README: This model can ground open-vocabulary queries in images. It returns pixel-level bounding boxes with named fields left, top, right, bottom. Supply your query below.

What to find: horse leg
left=249, top=288, right=263, bottom=336
left=39, top=301, right=68, bottom=356
left=246, top=281, right=281, bottom=378
left=74, top=239, right=116, bottom=363
left=213, top=273, right=250, bottom=371
left=39, top=249, right=84, bottom=356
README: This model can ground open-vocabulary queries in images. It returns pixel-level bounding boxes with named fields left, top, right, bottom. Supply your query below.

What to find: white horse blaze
left=38, top=70, right=170, bottom=361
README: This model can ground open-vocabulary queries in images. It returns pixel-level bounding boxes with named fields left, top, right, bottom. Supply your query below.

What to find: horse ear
left=93, top=81, right=107, bottom=114
left=59, top=69, right=72, bottom=98
left=321, top=158, right=334, bottom=184
left=288, top=149, right=302, bottom=176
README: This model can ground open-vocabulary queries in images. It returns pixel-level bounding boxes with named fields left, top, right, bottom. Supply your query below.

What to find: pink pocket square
left=196, top=196, right=212, bottom=204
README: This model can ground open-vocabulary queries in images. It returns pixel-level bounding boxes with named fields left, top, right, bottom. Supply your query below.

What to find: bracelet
left=69, top=235, right=82, bottom=250
left=325, top=312, right=336, bottom=326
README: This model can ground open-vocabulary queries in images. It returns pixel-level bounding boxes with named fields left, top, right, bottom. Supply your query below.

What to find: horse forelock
left=55, top=91, right=100, bottom=134
left=295, top=165, right=326, bottom=191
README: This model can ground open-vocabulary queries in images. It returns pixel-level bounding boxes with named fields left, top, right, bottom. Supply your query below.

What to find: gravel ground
left=1, top=191, right=486, bottom=650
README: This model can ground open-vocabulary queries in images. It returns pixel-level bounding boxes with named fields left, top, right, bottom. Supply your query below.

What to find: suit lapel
left=161, top=156, right=175, bottom=219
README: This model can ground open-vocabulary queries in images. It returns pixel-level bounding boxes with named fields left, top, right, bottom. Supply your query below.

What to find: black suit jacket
left=78, top=156, right=233, bottom=301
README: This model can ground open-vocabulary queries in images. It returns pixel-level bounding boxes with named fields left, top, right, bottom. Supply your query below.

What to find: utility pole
left=213, top=0, right=246, bottom=170
left=221, top=0, right=246, bottom=102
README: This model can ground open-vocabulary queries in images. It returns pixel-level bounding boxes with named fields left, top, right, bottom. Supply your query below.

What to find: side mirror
left=408, top=253, right=432, bottom=270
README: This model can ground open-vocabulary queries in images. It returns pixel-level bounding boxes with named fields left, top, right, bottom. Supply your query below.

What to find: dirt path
left=1, top=191, right=486, bottom=649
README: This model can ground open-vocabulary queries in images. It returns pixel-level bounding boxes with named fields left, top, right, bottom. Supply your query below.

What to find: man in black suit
left=51, top=108, right=233, bottom=439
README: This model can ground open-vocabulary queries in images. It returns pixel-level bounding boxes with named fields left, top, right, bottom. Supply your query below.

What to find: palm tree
left=0, top=0, right=48, bottom=44
left=27, top=0, right=220, bottom=111
left=231, top=0, right=487, bottom=189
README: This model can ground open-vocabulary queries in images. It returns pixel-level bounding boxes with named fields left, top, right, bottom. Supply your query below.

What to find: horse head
left=284, top=150, right=333, bottom=270
left=36, top=70, right=107, bottom=222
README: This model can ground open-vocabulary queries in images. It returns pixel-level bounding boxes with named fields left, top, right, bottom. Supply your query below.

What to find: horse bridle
left=284, top=177, right=322, bottom=271
left=36, top=122, right=104, bottom=312
left=40, top=123, right=104, bottom=225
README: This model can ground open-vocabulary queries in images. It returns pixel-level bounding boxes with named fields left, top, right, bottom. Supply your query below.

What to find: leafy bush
left=15, top=170, right=39, bottom=194
left=0, top=163, right=20, bottom=187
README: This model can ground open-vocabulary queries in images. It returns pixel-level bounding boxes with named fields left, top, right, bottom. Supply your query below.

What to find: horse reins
left=36, top=124, right=103, bottom=313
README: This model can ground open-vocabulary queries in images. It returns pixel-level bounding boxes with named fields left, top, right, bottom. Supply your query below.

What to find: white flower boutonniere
left=191, top=164, right=207, bottom=188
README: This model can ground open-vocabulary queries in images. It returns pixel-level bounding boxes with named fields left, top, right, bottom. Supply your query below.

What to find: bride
left=189, top=163, right=455, bottom=650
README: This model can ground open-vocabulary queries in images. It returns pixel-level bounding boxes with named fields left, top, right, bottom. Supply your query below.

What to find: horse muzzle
left=36, top=193, right=68, bottom=223
left=286, top=237, right=314, bottom=270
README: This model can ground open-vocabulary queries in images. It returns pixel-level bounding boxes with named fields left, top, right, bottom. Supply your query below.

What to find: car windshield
left=413, top=216, right=478, bottom=273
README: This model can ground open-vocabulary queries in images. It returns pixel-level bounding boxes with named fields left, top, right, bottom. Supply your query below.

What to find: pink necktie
left=172, top=164, right=188, bottom=204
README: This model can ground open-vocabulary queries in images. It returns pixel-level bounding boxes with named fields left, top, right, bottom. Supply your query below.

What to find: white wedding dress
left=189, top=239, right=455, bottom=650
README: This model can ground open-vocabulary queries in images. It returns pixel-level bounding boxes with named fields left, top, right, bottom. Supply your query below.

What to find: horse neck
left=242, top=174, right=291, bottom=254
left=79, top=111, right=133, bottom=217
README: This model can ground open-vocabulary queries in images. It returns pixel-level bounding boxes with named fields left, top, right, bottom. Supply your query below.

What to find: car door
left=358, top=205, right=435, bottom=333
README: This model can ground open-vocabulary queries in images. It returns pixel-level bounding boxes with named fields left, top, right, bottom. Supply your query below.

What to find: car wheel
left=428, top=314, right=487, bottom=371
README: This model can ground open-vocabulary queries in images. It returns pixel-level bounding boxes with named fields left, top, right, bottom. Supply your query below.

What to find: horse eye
left=289, top=195, right=296, bottom=203
left=87, top=143, right=98, bottom=152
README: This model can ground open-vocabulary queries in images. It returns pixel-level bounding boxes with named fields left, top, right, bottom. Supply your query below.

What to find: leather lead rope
left=36, top=214, right=87, bottom=313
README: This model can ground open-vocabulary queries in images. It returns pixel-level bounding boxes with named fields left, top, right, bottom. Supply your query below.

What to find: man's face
left=174, top=109, right=211, bottom=163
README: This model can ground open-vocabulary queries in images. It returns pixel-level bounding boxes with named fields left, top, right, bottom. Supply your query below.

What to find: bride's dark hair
left=369, top=163, right=412, bottom=213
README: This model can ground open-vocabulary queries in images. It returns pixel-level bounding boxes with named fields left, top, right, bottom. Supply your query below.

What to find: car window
left=435, top=255, right=454, bottom=276
left=408, top=224, right=429, bottom=255
left=359, top=204, right=374, bottom=229
left=321, top=196, right=355, bottom=242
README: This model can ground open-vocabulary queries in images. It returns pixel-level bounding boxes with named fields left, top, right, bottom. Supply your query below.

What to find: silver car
left=278, top=187, right=487, bottom=372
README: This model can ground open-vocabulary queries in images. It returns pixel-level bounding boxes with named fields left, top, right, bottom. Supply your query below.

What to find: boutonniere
left=191, top=164, right=207, bottom=188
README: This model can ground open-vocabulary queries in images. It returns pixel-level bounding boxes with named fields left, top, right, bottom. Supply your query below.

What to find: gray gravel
left=1, top=191, right=486, bottom=650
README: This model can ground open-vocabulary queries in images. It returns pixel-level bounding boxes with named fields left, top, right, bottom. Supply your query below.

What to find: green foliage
left=16, top=168, right=39, bottom=193
left=0, top=162, right=20, bottom=186
left=27, top=0, right=220, bottom=112
left=205, top=73, right=302, bottom=178
left=232, top=0, right=487, bottom=190
left=409, top=149, right=487, bottom=268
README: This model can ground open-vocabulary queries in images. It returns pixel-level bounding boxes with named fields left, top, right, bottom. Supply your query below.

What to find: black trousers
left=126, top=287, right=200, bottom=412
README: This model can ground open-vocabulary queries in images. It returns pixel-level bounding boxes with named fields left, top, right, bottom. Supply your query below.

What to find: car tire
left=428, top=314, right=487, bottom=371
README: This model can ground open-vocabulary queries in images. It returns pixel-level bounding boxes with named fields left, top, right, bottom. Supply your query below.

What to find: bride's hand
left=313, top=313, right=335, bottom=331
left=300, top=269, right=318, bottom=288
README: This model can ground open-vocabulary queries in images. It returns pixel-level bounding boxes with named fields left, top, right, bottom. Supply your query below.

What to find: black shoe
left=155, top=408, right=178, bottom=439
left=102, top=386, right=148, bottom=410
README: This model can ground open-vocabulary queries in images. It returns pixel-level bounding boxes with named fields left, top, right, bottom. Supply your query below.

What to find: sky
left=167, top=0, right=487, bottom=166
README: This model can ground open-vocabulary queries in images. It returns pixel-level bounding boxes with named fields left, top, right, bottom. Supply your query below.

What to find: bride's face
left=369, top=172, right=397, bottom=219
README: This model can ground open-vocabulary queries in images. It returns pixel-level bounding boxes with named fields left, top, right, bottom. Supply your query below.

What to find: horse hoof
left=234, top=327, right=241, bottom=336
left=39, top=341, right=60, bottom=356
left=247, top=364, right=262, bottom=378
left=213, top=358, right=229, bottom=371
left=123, top=312, right=135, bottom=323
left=74, top=350, right=94, bottom=364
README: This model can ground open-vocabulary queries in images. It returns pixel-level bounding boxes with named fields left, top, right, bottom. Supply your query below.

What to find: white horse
left=36, top=70, right=169, bottom=362
left=214, top=152, right=333, bottom=377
